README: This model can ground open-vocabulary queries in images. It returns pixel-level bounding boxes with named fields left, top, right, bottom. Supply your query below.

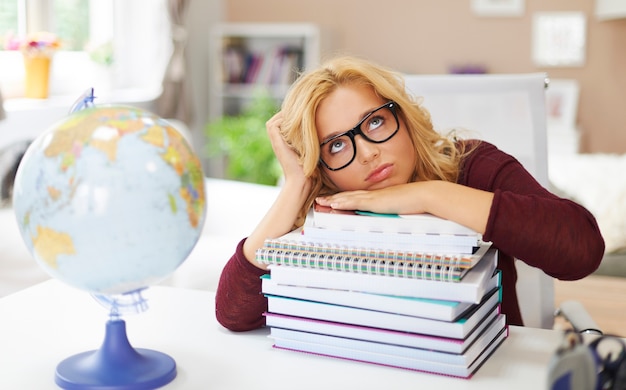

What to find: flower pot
left=23, top=55, right=52, bottom=99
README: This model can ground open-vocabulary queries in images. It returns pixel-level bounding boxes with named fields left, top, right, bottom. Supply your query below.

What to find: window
left=53, top=0, right=90, bottom=51
left=0, top=0, right=90, bottom=51
left=0, top=0, right=19, bottom=42
left=0, top=0, right=169, bottom=99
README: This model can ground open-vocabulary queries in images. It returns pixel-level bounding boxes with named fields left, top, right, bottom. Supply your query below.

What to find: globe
left=12, top=105, right=207, bottom=296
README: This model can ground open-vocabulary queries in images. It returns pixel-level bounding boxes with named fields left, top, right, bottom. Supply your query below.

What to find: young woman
left=215, top=56, right=605, bottom=331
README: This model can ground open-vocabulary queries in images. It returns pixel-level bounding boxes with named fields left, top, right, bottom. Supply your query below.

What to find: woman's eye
left=367, top=115, right=384, bottom=131
left=329, top=139, right=347, bottom=154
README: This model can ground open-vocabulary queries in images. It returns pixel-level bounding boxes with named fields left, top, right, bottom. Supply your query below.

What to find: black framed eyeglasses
left=319, top=101, right=399, bottom=171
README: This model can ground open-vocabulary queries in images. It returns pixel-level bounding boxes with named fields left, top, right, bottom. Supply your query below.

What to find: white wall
left=185, top=0, right=225, bottom=176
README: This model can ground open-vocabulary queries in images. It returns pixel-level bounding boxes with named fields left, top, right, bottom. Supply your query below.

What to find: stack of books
left=256, top=204, right=507, bottom=379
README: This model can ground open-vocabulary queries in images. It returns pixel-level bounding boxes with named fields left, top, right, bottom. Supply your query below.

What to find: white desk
left=0, top=280, right=562, bottom=389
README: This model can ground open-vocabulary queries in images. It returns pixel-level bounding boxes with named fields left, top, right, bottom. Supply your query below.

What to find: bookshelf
left=208, top=22, right=321, bottom=120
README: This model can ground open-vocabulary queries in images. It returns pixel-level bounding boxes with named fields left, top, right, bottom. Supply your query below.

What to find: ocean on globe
left=12, top=105, right=207, bottom=296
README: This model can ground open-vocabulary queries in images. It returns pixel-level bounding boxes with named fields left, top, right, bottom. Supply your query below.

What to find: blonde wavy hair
left=279, top=55, right=468, bottom=226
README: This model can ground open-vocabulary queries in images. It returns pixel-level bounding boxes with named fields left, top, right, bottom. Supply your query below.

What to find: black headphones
left=588, top=335, right=626, bottom=390
left=548, top=330, right=626, bottom=390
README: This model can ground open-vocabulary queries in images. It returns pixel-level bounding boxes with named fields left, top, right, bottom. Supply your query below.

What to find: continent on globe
left=31, top=225, right=76, bottom=267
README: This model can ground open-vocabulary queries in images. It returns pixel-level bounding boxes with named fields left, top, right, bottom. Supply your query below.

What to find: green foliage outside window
left=205, top=91, right=283, bottom=186
left=54, top=0, right=89, bottom=51
left=0, top=0, right=89, bottom=51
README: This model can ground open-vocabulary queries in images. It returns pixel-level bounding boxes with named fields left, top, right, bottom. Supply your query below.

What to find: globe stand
left=55, top=320, right=176, bottom=390
left=55, top=290, right=177, bottom=389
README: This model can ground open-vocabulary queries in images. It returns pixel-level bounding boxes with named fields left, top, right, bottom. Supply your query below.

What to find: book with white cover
left=303, top=229, right=480, bottom=254
left=265, top=311, right=505, bottom=354
left=266, top=287, right=501, bottom=339
left=267, top=247, right=498, bottom=303
left=302, top=221, right=480, bottom=254
left=270, top=316, right=508, bottom=379
left=261, top=270, right=501, bottom=322
left=312, top=203, right=479, bottom=236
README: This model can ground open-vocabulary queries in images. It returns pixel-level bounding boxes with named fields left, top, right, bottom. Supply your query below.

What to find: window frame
left=0, top=0, right=170, bottom=99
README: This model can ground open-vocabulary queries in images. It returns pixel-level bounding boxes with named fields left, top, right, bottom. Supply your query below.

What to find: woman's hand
left=315, top=181, right=494, bottom=235
left=315, top=183, right=426, bottom=215
left=242, top=111, right=313, bottom=268
left=266, top=111, right=306, bottom=185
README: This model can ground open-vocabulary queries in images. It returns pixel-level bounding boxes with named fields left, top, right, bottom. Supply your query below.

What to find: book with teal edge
left=265, top=286, right=501, bottom=339
left=261, top=270, right=501, bottom=322
left=267, top=247, right=498, bottom=303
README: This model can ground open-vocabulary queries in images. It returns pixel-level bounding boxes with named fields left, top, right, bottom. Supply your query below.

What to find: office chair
left=403, top=73, right=597, bottom=331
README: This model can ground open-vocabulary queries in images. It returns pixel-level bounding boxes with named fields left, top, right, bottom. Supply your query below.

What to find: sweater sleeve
left=464, top=141, right=605, bottom=280
left=215, top=238, right=268, bottom=331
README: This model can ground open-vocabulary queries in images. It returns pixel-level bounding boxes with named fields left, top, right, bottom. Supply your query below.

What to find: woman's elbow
left=563, top=231, right=605, bottom=281
left=215, top=306, right=265, bottom=332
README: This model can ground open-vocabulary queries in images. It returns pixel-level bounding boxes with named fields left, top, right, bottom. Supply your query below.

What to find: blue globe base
left=55, top=319, right=177, bottom=390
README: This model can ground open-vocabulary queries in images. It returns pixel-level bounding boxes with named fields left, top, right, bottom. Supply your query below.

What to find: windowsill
left=4, top=87, right=162, bottom=112
left=0, top=50, right=162, bottom=101
left=1, top=87, right=162, bottom=150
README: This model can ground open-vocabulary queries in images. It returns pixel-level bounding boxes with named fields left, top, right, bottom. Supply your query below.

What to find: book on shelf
left=267, top=247, right=498, bottom=303
left=269, top=46, right=303, bottom=85
left=264, top=309, right=504, bottom=354
left=222, top=45, right=246, bottom=83
left=312, top=203, right=479, bottom=236
left=261, top=270, right=501, bottom=322
left=269, top=315, right=508, bottom=379
left=265, top=286, right=501, bottom=339
left=256, top=231, right=491, bottom=281
left=221, top=43, right=304, bottom=86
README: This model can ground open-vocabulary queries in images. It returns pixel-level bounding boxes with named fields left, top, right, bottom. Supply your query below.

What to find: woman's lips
left=366, top=163, right=393, bottom=183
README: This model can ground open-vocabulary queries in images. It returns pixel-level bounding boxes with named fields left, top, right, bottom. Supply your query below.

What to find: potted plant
left=205, top=90, right=282, bottom=186
left=9, top=31, right=61, bottom=98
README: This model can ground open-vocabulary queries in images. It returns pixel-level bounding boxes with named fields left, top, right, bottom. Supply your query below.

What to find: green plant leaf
left=205, top=90, right=282, bottom=185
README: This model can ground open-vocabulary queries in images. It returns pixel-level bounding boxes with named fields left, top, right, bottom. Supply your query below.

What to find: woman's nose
left=354, top=136, right=380, bottom=164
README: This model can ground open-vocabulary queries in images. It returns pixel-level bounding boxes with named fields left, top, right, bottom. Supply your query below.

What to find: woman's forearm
left=243, top=178, right=312, bottom=269
left=417, top=181, right=494, bottom=235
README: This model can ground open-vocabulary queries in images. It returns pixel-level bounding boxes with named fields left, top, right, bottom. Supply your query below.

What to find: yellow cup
left=23, top=55, right=51, bottom=99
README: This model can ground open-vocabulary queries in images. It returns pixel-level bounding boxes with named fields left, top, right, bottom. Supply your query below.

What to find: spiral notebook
left=256, top=231, right=492, bottom=282
left=267, top=248, right=497, bottom=303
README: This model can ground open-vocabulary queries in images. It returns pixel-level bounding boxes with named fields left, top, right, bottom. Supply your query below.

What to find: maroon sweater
left=215, top=141, right=605, bottom=331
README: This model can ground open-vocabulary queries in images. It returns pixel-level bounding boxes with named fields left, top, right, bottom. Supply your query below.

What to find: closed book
left=302, top=224, right=480, bottom=254
left=267, top=247, right=498, bottom=303
left=270, top=316, right=508, bottom=379
left=266, top=286, right=501, bottom=339
left=261, top=270, right=501, bottom=322
left=264, top=311, right=504, bottom=354
left=270, top=314, right=505, bottom=366
left=313, top=203, right=478, bottom=236
left=257, top=231, right=491, bottom=282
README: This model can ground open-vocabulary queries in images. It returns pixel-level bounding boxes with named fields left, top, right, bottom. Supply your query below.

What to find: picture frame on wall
left=532, top=12, right=587, bottom=67
left=471, top=0, right=525, bottom=17
left=545, top=79, right=580, bottom=129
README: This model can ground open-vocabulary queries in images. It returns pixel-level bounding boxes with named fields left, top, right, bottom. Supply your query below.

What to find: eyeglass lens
left=320, top=103, right=398, bottom=170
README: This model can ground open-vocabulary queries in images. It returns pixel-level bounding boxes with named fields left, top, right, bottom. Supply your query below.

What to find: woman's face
left=315, top=84, right=417, bottom=191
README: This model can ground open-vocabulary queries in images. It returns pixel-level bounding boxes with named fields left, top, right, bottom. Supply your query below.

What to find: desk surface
left=0, top=280, right=562, bottom=389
